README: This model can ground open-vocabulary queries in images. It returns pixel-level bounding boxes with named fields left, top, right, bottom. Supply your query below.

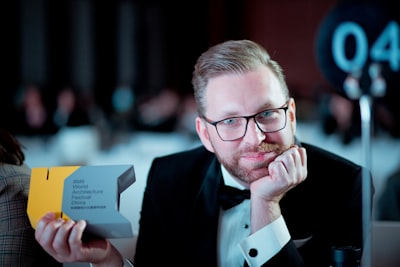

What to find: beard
left=215, top=141, right=291, bottom=184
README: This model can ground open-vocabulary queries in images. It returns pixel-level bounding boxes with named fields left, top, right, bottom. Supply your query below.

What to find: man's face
left=196, top=65, right=297, bottom=185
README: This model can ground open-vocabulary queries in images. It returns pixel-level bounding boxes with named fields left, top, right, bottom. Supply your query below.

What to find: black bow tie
left=218, top=184, right=250, bottom=210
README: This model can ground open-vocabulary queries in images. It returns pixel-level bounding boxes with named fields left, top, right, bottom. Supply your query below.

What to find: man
left=35, top=40, right=368, bottom=267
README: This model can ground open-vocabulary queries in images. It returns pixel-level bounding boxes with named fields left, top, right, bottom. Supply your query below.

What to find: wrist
left=250, top=198, right=281, bottom=233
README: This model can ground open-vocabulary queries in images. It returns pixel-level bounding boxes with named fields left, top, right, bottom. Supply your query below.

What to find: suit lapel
left=189, top=157, right=222, bottom=265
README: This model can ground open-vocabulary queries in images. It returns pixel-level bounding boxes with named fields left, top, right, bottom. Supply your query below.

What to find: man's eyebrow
left=213, top=102, right=279, bottom=119
left=214, top=106, right=243, bottom=118
left=260, top=103, right=274, bottom=109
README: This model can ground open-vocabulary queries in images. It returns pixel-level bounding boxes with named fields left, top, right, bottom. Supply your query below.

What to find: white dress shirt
left=218, top=166, right=291, bottom=267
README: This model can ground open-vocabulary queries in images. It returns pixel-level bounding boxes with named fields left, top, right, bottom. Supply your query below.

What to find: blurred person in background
left=319, top=92, right=361, bottom=145
left=134, top=87, right=181, bottom=133
left=0, top=128, right=61, bottom=266
left=13, top=84, right=57, bottom=136
left=53, top=86, right=92, bottom=130
left=53, top=86, right=100, bottom=166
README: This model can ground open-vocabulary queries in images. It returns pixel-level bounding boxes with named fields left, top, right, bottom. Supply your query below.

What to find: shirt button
left=248, top=248, right=258, bottom=257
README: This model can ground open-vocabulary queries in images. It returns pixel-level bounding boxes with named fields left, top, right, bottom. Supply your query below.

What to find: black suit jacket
left=133, top=142, right=369, bottom=267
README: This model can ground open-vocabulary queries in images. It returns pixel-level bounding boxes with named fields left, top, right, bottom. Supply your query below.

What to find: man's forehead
left=205, top=94, right=287, bottom=119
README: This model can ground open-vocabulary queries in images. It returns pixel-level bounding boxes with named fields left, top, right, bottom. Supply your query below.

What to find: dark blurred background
left=1, top=0, right=399, bottom=142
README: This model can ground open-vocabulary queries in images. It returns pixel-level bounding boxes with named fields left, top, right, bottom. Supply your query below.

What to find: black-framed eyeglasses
left=202, top=101, right=289, bottom=141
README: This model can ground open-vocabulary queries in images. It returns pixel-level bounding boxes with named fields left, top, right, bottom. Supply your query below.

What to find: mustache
left=258, top=142, right=282, bottom=153
left=239, top=142, right=283, bottom=154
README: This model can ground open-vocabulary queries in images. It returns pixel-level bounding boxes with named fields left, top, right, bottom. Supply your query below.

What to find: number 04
left=332, top=21, right=399, bottom=72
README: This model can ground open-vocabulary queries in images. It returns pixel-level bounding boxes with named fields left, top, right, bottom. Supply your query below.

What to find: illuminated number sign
left=332, top=21, right=399, bottom=73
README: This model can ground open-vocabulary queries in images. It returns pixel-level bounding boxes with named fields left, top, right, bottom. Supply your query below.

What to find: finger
left=35, top=212, right=57, bottom=239
left=274, top=148, right=296, bottom=175
left=272, top=148, right=304, bottom=185
left=294, top=147, right=307, bottom=182
left=298, top=147, right=307, bottom=167
left=37, top=217, right=68, bottom=256
left=68, top=220, right=86, bottom=248
left=269, top=160, right=289, bottom=181
left=284, top=147, right=307, bottom=175
left=52, top=219, right=76, bottom=256
left=287, top=148, right=307, bottom=183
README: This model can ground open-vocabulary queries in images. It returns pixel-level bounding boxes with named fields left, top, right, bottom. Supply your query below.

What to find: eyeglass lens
left=216, top=108, right=287, bottom=141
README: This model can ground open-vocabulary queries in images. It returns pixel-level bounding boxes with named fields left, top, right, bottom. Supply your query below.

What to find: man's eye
left=259, top=110, right=274, bottom=117
left=222, top=118, right=238, bottom=125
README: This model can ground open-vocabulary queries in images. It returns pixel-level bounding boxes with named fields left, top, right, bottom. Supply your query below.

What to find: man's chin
left=248, top=168, right=269, bottom=182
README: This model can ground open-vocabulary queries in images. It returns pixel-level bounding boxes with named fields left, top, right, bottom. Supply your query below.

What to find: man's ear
left=196, top=116, right=215, bottom=153
left=289, top=98, right=296, bottom=121
left=288, top=98, right=297, bottom=132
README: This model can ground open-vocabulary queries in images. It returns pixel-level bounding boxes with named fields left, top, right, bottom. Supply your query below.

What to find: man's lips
left=242, top=151, right=276, bottom=161
left=239, top=143, right=283, bottom=162
left=243, top=152, right=266, bottom=158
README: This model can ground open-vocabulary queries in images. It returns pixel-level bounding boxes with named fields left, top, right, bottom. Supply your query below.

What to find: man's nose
left=242, top=119, right=265, bottom=144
